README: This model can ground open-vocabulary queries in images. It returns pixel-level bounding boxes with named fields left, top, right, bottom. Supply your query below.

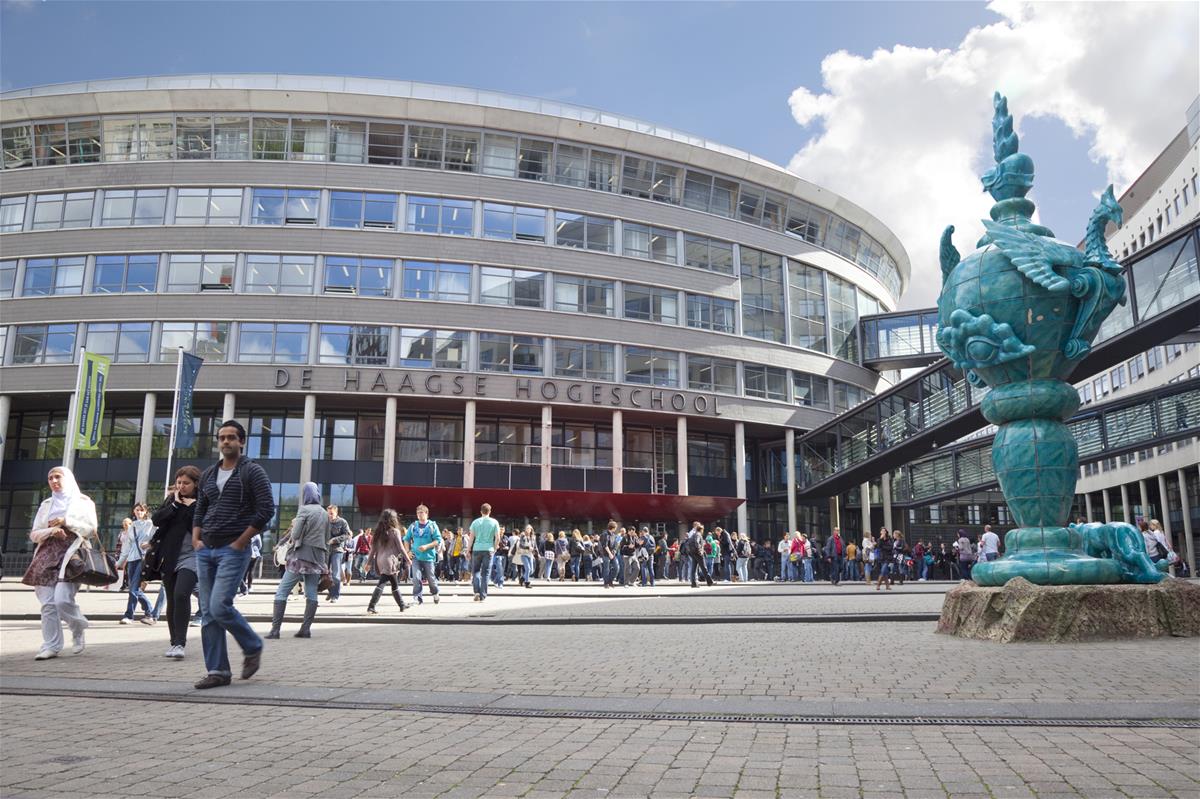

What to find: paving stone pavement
left=2, top=695, right=1197, bottom=799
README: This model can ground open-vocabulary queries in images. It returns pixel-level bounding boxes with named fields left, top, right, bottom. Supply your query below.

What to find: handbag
left=274, top=538, right=292, bottom=567
left=318, top=572, right=333, bottom=593
left=140, top=531, right=167, bottom=583
left=63, top=537, right=119, bottom=586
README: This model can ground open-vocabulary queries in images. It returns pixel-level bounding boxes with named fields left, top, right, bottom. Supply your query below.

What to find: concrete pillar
left=611, top=410, right=624, bottom=493
left=222, top=392, right=236, bottom=423
left=735, top=421, right=748, bottom=534
left=1158, top=473, right=1175, bottom=577
left=382, top=396, right=397, bottom=485
left=1178, top=467, right=1196, bottom=576
left=881, top=472, right=893, bottom=531
left=134, top=392, right=156, bottom=503
left=676, top=416, right=688, bottom=496
left=860, top=482, right=871, bottom=536
left=1120, top=483, right=1132, bottom=524
left=463, top=400, right=476, bottom=489
left=1102, top=488, right=1113, bottom=523
left=830, top=496, right=840, bottom=530
left=1084, top=493, right=1094, bottom=522
left=540, top=404, right=552, bottom=491
left=784, top=428, right=797, bottom=536
left=1138, top=478, right=1150, bottom=521
left=0, top=395, right=10, bottom=484
left=299, top=393, right=316, bottom=487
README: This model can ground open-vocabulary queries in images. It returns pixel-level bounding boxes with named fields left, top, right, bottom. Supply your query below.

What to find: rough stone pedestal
left=937, top=577, right=1200, bottom=642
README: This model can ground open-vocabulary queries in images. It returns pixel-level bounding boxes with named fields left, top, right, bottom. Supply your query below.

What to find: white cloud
left=786, top=0, right=1199, bottom=308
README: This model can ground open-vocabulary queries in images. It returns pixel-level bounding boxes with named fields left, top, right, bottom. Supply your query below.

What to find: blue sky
left=3, top=1, right=1189, bottom=306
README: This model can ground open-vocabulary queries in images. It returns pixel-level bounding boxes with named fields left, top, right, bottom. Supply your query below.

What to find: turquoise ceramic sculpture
left=936, top=92, right=1164, bottom=587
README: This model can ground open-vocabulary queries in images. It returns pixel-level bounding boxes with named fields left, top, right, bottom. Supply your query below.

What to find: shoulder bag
left=63, top=534, right=119, bottom=586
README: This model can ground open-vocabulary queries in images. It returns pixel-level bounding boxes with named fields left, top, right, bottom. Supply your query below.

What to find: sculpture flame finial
left=980, top=91, right=1035, bottom=201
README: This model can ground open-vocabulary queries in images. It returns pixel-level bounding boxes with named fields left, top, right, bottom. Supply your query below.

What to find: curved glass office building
left=0, top=75, right=909, bottom=545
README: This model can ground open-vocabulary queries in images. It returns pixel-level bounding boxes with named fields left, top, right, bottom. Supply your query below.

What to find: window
left=518, top=138, right=553, bottom=181
left=174, top=188, right=242, bottom=225
left=0, top=260, right=16, bottom=297
left=0, top=327, right=5, bottom=365
left=288, top=118, right=327, bottom=161
left=318, top=325, right=390, bottom=365
left=175, top=116, right=213, bottom=159
left=553, top=275, right=614, bottom=315
left=408, top=125, right=444, bottom=168
left=23, top=257, right=85, bottom=296
left=397, top=416, right=465, bottom=461
left=738, top=186, right=762, bottom=224
left=834, top=381, right=869, bottom=412
left=398, top=329, right=467, bottom=369
left=324, top=256, right=394, bottom=297
left=2, top=123, right=33, bottom=169
left=793, top=373, right=830, bottom=408
left=86, top=322, right=151, bottom=363
left=247, top=412, right=305, bottom=459
left=482, top=203, right=546, bottom=242
left=160, top=322, right=229, bottom=362
left=481, top=133, right=517, bottom=176
left=237, top=323, right=310, bottom=364
left=622, top=223, right=677, bottom=263
left=554, top=211, right=614, bottom=252
left=102, top=116, right=173, bottom=161
left=688, top=433, right=731, bottom=478
left=250, top=188, right=319, bottom=225
left=244, top=254, right=315, bottom=294
left=366, top=122, right=404, bottom=165
left=683, top=235, right=734, bottom=274
left=479, top=333, right=543, bottom=374
left=621, top=156, right=654, bottom=199
left=555, top=144, right=588, bottom=187
left=624, top=347, right=679, bottom=387
left=317, top=417, right=358, bottom=461
left=92, top=254, right=158, bottom=293
left=1110, top=365, right=1127, bottom=390
left=31, top=191, right=94, bottom=229
left=13, top=324, right=76, bottom=364
left=406, top=196, right=473, bottom=235
left=624, top=284, right=678, bottom=324
left=100, top=188, right=166, bottom=226
left=741, top=247, right=785, bottom=343
left=683, top=171, right=714, bottom=212
left=787, top=260, right=825, bottom=350
left=554, top=340, right=615, bottom=381
left=1129, top=354, right=1145, bottom=382
left=687, top=356, right=737, bottom=394
left=444, top=129, right=478, bottom=172
left=652, top=162, right=682, bottom=204
left=330, top=120, right=365, bottom=163
left=166, top=254, right=235, bottom=292
left=554, top=422, right=613, bottom=468
left=686, top=294, right=736, bottom=333
left=828, top=274, right=860, bottom=362
left=329, top=191, right=397, bottom=229
left=401, top=261, right=470, bottom=301
left=214, top=116, right=250, bottom=159
left=1, top=195, right=26, bottom=232
left=480, top=267, right=544, bottom=307
left=786, top=199, right=829, bottom=244
left=744, top=364, right=788, bottom=401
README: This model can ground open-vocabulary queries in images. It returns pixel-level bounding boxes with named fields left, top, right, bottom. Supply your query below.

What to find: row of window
left=0, top=322, right=873, bottom=411
left=0, top=112, right=902, bottom=296
left=1078, top=342, right=1196, bottom=405
left=1119, top=173, right=1197, bottom=259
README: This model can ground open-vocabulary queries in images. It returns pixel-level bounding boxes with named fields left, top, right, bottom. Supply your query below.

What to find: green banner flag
left=73, top=351, right=112, bottom=451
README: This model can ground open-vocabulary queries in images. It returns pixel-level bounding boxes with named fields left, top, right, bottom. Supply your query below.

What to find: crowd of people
left=20, top=418, right=1190, bottom=689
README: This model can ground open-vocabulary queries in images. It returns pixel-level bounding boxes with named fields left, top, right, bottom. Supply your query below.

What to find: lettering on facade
left=278, top=369, right=720, bottom=415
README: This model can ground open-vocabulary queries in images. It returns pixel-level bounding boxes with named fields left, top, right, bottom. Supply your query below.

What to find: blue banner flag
left=173, top=352, right=204, bottom=449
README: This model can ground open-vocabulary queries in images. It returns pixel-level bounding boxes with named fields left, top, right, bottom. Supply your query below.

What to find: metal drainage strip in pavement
left=2, top=686, right=1196, bottom=730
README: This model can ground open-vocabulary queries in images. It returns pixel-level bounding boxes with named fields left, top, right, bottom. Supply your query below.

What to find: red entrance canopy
left=355, top=484, right=744, bottom=523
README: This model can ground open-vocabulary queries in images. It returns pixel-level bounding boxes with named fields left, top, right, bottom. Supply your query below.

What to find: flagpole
left=62, top=347, right=88, bottom=472
left=163, top=347, right=185, bottom=498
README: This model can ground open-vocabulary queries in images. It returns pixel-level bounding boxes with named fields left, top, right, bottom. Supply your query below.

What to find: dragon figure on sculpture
left=935, top=92, right=1165, bottom=587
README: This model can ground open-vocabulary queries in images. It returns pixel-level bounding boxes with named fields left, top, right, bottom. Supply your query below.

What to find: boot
left=265, top=600, right=286, bottom=639
left=294, top=599, right=318, bottom=638
left=391, top=588, right=406, bottom=612
left=367, top=585, right=382, bottom=614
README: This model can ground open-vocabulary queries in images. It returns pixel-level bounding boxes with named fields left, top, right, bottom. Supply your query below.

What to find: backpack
left=703, top=540, right=713, bottom=556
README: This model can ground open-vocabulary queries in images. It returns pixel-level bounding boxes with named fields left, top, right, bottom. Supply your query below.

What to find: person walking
left=266, top=482, right=330, bottom=638
left=362, top=509, right=407, bottom=614
left=116, top=503, right=157, bottom=624
left=955, top=529, right=976, bottom=581
left=734, top=533, right=751, bottom=583
left=469, top=503, right=501, bottom=601
left=874, top=529, right=895, bottom=590
left=979, top=525, right=1001, bottom=563
left=861, top=531, right=876, bottom=583
left=325, top=505, right=353, bottom=602
left=540, top=532, right=556, bottom=580
left=491, top=525, right=509, bottom=588
left=639, top=527, right=657, bottom=587
left=352, top=529, right=372, bottom=583
left=682, top=522, right=714, bottom=588
left=192, top=419, right=274, bottom=690
left=151, top=466, right=202, bottom=659
left=824, top=527, right=845, bottom=586
left=403, top=504, right=443, bottom=605
left=23, top=466, right=97, bottom=660
left=598, top=521, right=618, bottom=588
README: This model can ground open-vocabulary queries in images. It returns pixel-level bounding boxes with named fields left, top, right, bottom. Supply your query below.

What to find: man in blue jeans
left=469, top=503, right=500, bottom=601
left=403, top=504, right=443, bottom=605
left=192, top=420, right=275, bottom=690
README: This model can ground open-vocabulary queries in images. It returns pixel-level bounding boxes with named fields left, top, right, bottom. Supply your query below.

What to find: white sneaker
left=139, top=616, right=157, bottom=625
left=173, top=646, right=186, bottom=659
left=167, top=645, right=185, bottom=659
left=119, top=617, right=132, bottom=625
left=72, top=634, right=85, bottom=654
left=35, top=648, right=59, bottom=661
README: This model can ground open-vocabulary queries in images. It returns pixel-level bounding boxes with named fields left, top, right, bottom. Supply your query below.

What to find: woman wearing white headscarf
left=21, top=466, right=99, bottom=660
left=265, top=482, right=329, bottom=639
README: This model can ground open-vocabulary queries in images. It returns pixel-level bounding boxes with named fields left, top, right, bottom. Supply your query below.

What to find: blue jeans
left=522, top=554, right=535, bottom=584
left=490, top=555, right=506, bottom=586
left=570, top=554, right=581, bottom=580
left=802, top=558, right=814, bottom=582
left=602, top=556, right=616, bottom=586
left=844, top=560, right=859, bottom=581
left=412, top=559, right=439, bottom=598
left=640, top=560, right=655, bottom=586
left=327, top=552, right=344, bottom=599
left=681, top=557, right=693, bottom=583
left=471, top=550, right=493, bottom=598
left=196, top=544, right=262, bottom=677
left=274, top=569, right=319, bottom=602
left=123, top=558, right=153, bottom=619
left=614, top=554, right=625, bottom=585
